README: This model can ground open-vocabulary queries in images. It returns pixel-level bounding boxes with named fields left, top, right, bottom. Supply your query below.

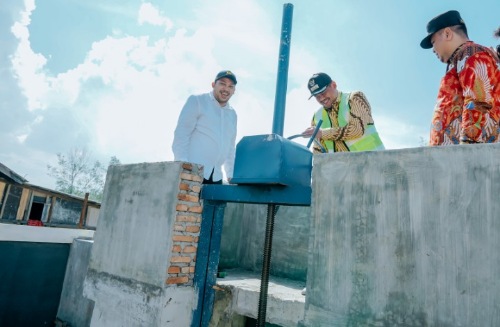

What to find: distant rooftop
left=0, top=162, right=28, bottom=184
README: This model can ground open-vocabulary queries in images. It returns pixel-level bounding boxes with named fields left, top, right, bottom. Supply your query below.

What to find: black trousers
left=203, top=169, right=222, bottom=185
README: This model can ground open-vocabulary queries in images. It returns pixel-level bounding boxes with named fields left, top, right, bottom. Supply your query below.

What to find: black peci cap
left=307, top=73, right=332, bottom=99
left=214, top=70, right=237, bottom=84
left=420, top=10, right=467, bottom=49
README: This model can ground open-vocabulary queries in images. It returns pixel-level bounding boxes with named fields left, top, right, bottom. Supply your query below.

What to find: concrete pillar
left=57, top=238, right=95, bottom=327
left=84, top=161, right=204, bottom=327
left=301, top=144, right=500, bottom=326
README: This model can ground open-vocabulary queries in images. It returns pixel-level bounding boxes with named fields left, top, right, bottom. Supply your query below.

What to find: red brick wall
left=166, top=163, right=203, bottom=286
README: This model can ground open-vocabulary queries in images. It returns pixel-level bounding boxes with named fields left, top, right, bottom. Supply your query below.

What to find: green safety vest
left=313, top=92, right=385, bottom=153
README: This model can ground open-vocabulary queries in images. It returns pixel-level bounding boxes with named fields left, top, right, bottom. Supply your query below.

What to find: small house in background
left=0, top=162, right=100, bottom=229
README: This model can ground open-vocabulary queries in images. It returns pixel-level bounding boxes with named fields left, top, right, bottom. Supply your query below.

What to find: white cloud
left=10, top=0, right=49, bottom=111
left=138, top=3, right=173, bottom=32
left=4, top=0, right=428, bottom=190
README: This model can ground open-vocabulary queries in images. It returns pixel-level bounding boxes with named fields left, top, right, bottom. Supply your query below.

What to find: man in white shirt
left=172, top=71, right=238, bottom=184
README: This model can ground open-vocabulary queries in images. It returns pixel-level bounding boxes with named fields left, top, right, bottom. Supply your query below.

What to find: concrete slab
left=213, top=269, right=306, bottom=327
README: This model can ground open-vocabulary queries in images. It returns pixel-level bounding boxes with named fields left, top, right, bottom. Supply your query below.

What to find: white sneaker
left=301, top=287, right=306, bottom=295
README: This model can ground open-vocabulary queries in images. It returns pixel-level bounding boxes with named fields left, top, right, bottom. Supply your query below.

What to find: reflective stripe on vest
left=315, top=108, right=334, bottom=152
left=313, top=92, right=384, bottom=152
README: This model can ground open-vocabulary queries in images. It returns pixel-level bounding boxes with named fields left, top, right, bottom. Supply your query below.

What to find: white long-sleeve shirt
left=172, top=91, right=237, bottom=181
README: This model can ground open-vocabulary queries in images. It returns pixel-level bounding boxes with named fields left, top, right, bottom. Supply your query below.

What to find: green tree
left=47, top=148, right=120, bottom=201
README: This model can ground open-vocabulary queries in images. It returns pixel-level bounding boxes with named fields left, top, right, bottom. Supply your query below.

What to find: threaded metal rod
left=256, top=204, right=279, bottom=327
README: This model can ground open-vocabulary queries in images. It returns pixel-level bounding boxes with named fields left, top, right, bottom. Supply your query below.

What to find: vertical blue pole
left=258, top=4, right=293, bottom=327
left=191, top=203, right=214, bottom=327
left=200, top=202, right=226, bottom=326
left=191, top=200, right=226, bottom=327
left=271, top=3, right=294, bottom=137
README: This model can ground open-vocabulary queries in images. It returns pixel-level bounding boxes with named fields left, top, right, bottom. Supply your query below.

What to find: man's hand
left=301, top=126, right=323, bottom=139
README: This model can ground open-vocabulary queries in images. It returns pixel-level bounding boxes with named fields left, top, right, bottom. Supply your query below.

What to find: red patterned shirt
left=429, top=41, right=500, bottom=145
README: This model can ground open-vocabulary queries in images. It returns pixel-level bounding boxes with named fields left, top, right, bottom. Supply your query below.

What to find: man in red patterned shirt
left=420, top=10, right=500, bottom=145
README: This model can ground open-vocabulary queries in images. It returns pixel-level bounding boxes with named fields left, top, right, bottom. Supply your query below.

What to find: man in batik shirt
left=420, top=10, right=500, bottom=145
left=301, top=72, right=385, bottom=153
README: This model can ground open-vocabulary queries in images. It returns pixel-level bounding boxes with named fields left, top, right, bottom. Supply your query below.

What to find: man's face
left=431, top=29, right=451, bottom=63
left=212, top=77, right=236, bottom=105
left=313, top=81, right=338, bottom=109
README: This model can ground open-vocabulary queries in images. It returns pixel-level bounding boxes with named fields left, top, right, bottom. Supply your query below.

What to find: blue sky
left=1, top=0, right=499, bottom=188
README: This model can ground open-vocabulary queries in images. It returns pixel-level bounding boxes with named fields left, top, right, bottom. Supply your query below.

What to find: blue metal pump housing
left=231, top=134, right=312, bottom=187
left=201, top=133, right=313, bottom=206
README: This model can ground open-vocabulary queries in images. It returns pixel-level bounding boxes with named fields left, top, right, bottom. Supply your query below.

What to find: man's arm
left=459, top=52, right=499, bottom=143
left=172, top=95, right=199, bottom=161
left=321, top=91, right=374, bottom=141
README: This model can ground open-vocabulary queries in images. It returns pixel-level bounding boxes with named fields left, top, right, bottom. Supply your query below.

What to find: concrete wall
left=220, top=203, right=310, bottom=282
left=301, top=143, right=500, bottom=327
left=48, top=142, right=500, bottom=326
left=87, top=162, right=179, bottom=286
left=57, top=238, right=95, bottom=327
left=84, top=162, right=201, bottom=327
